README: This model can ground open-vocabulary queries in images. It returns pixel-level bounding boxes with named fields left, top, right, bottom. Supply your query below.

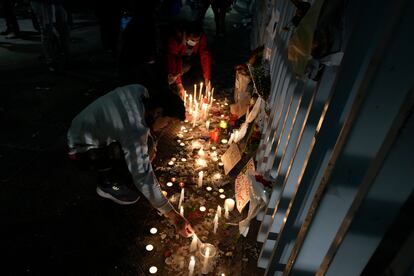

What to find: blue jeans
left=31, top=1, right=70, bottom=64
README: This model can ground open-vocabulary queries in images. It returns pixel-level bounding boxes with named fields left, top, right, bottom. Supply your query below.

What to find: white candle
left=189, top=94, right=192, bottom=112
left=150, top=227, right=157, bottom=234
left=206, top=186, right=212, bottom=192
left=206, top=120, right=210, bottom=131
left=221, top=139, right=228, bottom=144
left=181, top=158, right=187, bottom=162
left=213, top=213, right=219, bottom=234
left=218, top=162, right=224, bottom=167
left=202, top=247, right=210, bottom=274
left=224, top=205, right=229, bottom=219
left=180, top=142, right=185, bottom=146
left=189, top=256, right=196, bottom=276
left=217, top=205, right=222, bottom=218
left=194, top=84, right=197, bottom=102
left=166, top=182, right=173, bottom=187
left=190, top=234, right=198, bottom=252
left=220, top=194, right=226, bottom=199
left=198, top=171, right=204, bottom=188
left=180, top=205, right=184, bottom=217
left=199, top=206, right=206, bottom=212
left=183, top=90, right=187, bottom=105
left=199, top=82, right=203, bottom=101
left=211, top=146, right=216, bottom=150
left=224, top=198, right=235, bottom=212
left=168, top=161, right=174, bottom=166
left=146, top=244, right=154, bottom=251
left=178, top=188, right=184, bottom=210
left=218, top=188, right=224, bottom=193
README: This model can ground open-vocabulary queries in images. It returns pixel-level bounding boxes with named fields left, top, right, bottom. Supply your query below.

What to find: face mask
left=186, top=39, right=197, bottom=47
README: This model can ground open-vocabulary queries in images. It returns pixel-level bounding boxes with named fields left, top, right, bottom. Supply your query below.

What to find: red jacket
left=166, top=32, right=211, bottom=84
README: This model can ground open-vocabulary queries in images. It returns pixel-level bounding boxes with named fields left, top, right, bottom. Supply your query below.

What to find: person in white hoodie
left=67, top=84, right=193, bottom=237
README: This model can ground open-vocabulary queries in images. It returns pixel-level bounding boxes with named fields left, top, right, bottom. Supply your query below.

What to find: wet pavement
left=0, top=6, right=264, bottom=276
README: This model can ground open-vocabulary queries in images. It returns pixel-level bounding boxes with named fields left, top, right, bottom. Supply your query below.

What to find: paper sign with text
left=221, top=143, right=242, bottom=175
left=235, top=158, right=255, bottom=213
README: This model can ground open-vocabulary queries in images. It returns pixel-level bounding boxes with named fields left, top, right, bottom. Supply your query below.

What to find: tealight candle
left=180, top=142, right=185, bottom=146
left=214, top=173, right=221, bottom=179
left=199, top=206, right=206, bottom=212
left=183, top=129, right=188, bottom=133
left=181, top=126, right=186, bottom=130
left=168, top=161, right=174, bottom=166
left=166, top=182, right=173, bottom=187
left=181, top=158, right=187, bottom=162
left=213, top=157, right=219, bottom=162
left=220, top=194, right=226, bottom=199
left=196, top=158, right=207, bottom=167
left=206, top=186, right=212, bottom=192
left=150, top=227, right=157, bottom=234
left=221, top=139, right=228, bottom=144
left=149, top=266, right=157, bottom=274
left=221, top=114, right=225, bottom=118
left=146, top=244, right=154, bottom=251
left=211, top=146, right=216, bottom=150
left=184, top=119, right=189, bottom=123
left=218, top=162, right=224, bottom=166
left=218, top=188, right=224, bottom=193
left=177, top=133, right=184, bottom=138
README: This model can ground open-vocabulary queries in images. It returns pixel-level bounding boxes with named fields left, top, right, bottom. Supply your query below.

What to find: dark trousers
left=70, top=143, right=133, bottom=188
left=1, top=0, right=19, bottom=33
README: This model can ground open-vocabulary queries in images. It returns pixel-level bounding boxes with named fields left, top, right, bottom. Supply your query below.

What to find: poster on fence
left=235, top=158, right=256, bottom=213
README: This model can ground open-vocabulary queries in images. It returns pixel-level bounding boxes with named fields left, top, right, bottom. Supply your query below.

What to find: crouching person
left=67, top=84, right=193, bottom=237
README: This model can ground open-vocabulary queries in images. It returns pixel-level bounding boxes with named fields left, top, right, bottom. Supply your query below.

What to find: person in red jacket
left=166, top=22, right=212, bottom=97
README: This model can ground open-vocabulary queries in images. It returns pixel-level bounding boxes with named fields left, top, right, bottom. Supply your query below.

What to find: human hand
left=177, top=83, right=185, bottom=98
left=165, top=210, right=194, bottom=238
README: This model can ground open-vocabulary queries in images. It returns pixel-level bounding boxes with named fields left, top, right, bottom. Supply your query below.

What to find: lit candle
left=190, top=234, right=198, bottom=252
left=181, top=158, right=187, bottom=162
left=171, top=157, right=176, bottom=161
left=149, top=266, right=157, bottom=274
left=224, top=198, right=235, bottom=212
left=198, top=147, right=205, bottom=157
left=199, top=206, right=206, bottom=212
left=206, top=120, right=210, bottom=131
left=150, top=227, right=157, bottom=234
left=199, top=82, right=203, bottom=101
left=213, top=213, right=219, bottom=234
left=146, top=244, right=154, bottom=251
left=221, top=139, right=228, bottom=144
left=196, top=158, right=207, bottom=167
left=219, top=120, right=227, bottom=129
left=206, top=186, right=212, bottom=192
left=178, top=188, right=184, bottom=210
left=171, top=177, right=177, bottom=182
left=189, top=94, right=193, bottom=112
left=218, top=188, right=224, bottom=193
left=166, top=182, right=173, bottom=187
left=198, top=171, right=204, bottom=188
left=211, top=146, right=216, bottom=150
left=194, top=84, right=197, bottom=102
left=217, top=205, right=222, bottom=218
left=214, top=173, right=221, bottom=179
left=212, top=157, right=219, bottom=162
left=168, top=161, right=174, bottom=166
left=224, top=205, right=229, bottom=219
left=192, top=109, right=198, bottom=127
left=183, top=90, right=187, bottom=105
left=180, top=205, right=184, bottom=217
left=180, top=142, right=185, bottom=146
left=188, top=256, right=196, bottom=276
left=220, top=194, right=226, bottom=199
left=218, top=162, right=224, bottom=167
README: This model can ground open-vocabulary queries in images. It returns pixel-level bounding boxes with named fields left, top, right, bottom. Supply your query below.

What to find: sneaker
left=96, top=183, right=140, bottom=205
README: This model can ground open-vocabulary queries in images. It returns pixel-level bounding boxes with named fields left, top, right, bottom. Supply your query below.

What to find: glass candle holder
left=197, top=243, right=218, bottom=274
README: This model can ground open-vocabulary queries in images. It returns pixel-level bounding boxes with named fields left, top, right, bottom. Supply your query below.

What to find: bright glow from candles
left=171, top=177, right=177, bottom=182
left=219, top=188, right=224, bottom=193
left=211, top=151, right=217, bottom=157
left=220, top=114, right=225, bottom=118
left=212, top=146, right=216, bottom=150
left=149, top=266, right=157, bottom=274
left=150, top=227, right=157, bottom=234
left=213, top=157, right=219, bottom=162
left=219, top=120, right=227, bottom=129
left=181, top=158, right=187, bottom=162
left=217, top=205, right=222, bottom=218
left=206, top=186, right=212, bottom=191
left=181, top=126, right=186, bottom=130
left=224, top=102, right=228, bottom=106
left=184, top=119, right=189, bottom=123
left=206, top=120, right=210, bottom=130
left=166, top=182, right=173, bottom=187
left=168, top=161, right=174, bottom=166
left=196, top=158, right=207, bottom=167
left=218, top=162, right=224, bottom=166
left=198, top=148, right=205, bottom=157
left=214, top=173, right=221, bottom=179
left=171, top=157, right=177, bottom=161
left=220, top=194, right=226, bottom=199
left=146, top=244, right=154, bottom=251
left=177, top=139, right=181, bottom=143
left=199, top=206, right=206, bottom=212
left=177, top=133, right=184, bottom=138
left=180, top=142, right=185, bottom=146
left=221, top=139, right=228, bottom=144
left=183, top=129, right=188, bottom=133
